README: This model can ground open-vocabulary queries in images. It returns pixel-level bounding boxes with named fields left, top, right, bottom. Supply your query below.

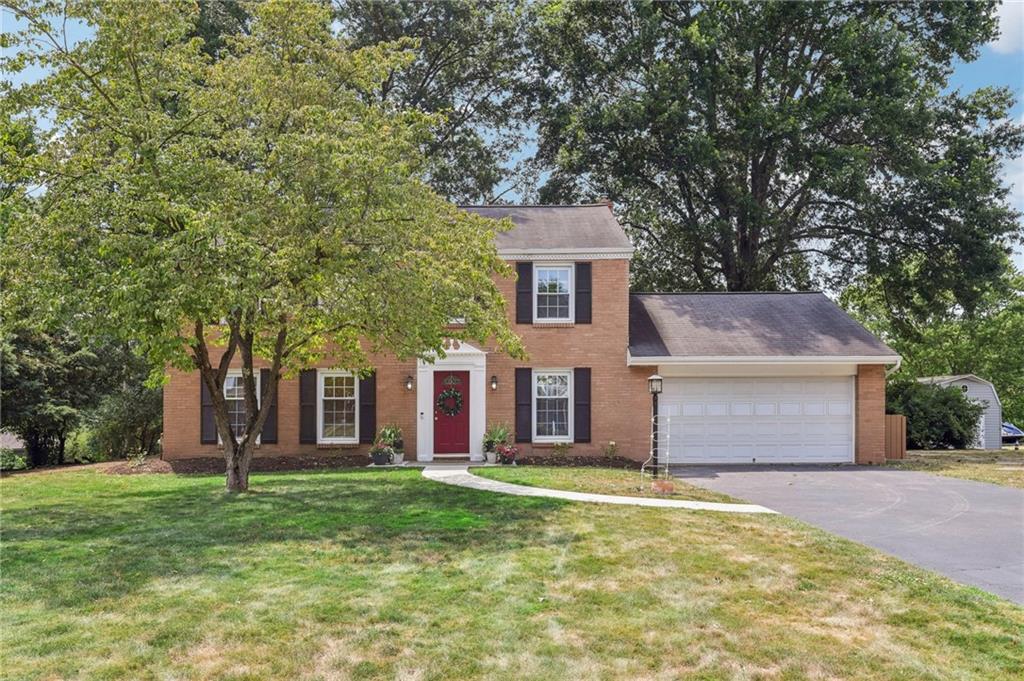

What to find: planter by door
left=434, top=371, right=470, bottom=453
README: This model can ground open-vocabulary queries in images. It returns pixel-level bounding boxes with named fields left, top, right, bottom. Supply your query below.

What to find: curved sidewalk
left=421, top=465, right=776, bottom=514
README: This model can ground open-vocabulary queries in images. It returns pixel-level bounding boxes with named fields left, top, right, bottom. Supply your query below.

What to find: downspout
left=885, top=357, right=902, bottom=378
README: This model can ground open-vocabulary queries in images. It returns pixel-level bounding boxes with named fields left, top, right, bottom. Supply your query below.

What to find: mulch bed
left=97, top=453, right=644, bottom=475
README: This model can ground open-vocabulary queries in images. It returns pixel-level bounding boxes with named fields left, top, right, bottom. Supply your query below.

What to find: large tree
left=530, top=1, right=1023, bottom=308
left=843, top=266, right=1024, bottom=425
left=3, top=0, right=522, bottom=491
left=335, top=0, right=534, bottom=203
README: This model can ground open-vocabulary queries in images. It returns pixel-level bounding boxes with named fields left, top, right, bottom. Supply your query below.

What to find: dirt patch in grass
left=889, top=449, right=1024, bottom=489
left=104, top=458, right=175, bottom=475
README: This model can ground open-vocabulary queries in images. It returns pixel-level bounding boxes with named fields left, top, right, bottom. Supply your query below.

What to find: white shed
left=917, top=375, right=1003, bottom=450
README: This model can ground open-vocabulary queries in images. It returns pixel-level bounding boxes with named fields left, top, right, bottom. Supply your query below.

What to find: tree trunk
left=57, top=432, right=66, bottom=465
left=27, top=433, right=47, bottom=468
left=224, top=440, right=255, bottom=493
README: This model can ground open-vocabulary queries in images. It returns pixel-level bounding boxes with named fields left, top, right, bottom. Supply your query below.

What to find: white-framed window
left=534, top=265, right=574, bottom=322
left=223, top=370, right=259, bottom=441
left=318, top=370, right=359, bottom=444
left=533, top=370, right=573, bottom=442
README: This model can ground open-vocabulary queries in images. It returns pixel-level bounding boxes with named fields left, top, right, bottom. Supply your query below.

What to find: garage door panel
left=660, top=377, right=853, bottom=464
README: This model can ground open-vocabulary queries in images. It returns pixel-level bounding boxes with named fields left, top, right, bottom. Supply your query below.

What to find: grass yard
left=888, top=449, right=1024, bottom=489
left=473, top=465, right=738, bottom=503
left=2, top=469, right=1022, bottom=680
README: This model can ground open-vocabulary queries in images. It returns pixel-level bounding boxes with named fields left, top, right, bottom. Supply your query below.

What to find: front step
left=431, top=453, right=473, bottom=461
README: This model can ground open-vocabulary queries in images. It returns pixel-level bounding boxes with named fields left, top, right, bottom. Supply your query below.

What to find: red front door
left=434, top=371, right=470, bottom=453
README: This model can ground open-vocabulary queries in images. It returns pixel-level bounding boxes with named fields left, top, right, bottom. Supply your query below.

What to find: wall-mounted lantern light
left=404, top=375, right=414, bottom=391
left=490, top=375, right=499, bottom=391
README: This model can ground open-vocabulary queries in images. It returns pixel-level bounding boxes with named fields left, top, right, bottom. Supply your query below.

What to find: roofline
left=917, top=374, right=1002, bottom=408
left=626, top=352, right=902, bottom=366
left=498, top=247, right=634, bottom=260
left=630, top=290, right=824, bottom=296
left=459, top=203, right=612, bottom=209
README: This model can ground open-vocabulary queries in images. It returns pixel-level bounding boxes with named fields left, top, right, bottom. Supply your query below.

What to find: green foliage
left=551, top=441, right=572, bottom=457
left=886, top=380, right=985, bottom=450
left=86, top=380, right=163, bottom=460
left=483, top=422, right=512, bottom=452
left=0, top=325, right=132, bottom=466
left=603, top=441, right=619, bottom=458
left=336, top=0, right=534, bottom=202
left=0, top=448, right=27, bottom=471
left=530, top=2, right=1022, bottom=302
left=377, top=424, right=403, bottom=449
left=843, top=269, right=1024, bottom=425
left=3, top=0, right=523, bottom=489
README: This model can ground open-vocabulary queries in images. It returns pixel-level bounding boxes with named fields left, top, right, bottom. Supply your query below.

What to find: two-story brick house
left=162, top=204, right=899, bottom=465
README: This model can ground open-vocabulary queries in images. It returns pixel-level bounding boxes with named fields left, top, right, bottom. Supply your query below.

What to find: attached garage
left=628, top=292, right=901, bottom=465
left=659, top=376, right=854, bottom=464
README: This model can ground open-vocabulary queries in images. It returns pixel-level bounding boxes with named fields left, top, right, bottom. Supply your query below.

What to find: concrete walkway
left=421, top=465, right=776, bottom=514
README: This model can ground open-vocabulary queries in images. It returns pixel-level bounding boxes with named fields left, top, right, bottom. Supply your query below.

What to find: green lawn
left=888, top=449, right=1024, bottom=489
left=2, top=469, right=1022, bottom=680
left=473, top=465, right=738, bottom=503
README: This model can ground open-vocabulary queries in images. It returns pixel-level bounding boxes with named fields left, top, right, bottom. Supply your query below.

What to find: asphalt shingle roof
left=462, top=204, right=633, bottom=252
left=629, top=292, right=898, bottom=359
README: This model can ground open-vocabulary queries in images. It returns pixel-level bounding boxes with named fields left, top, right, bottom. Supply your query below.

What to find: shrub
left=0, top=448, right=27, bottom=471
left=483, top=423, right=511, bottom=452
left=887, top=379, right=985, bottom=449
left=87, top=383, right=162, bottom=460
left=552, top=441, right=572, bottom=457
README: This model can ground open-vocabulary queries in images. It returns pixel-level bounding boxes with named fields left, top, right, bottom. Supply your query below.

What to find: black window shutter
left=573, top=368, right=592, bottom=443
left=515, top=367, right=532, bottom=443
left=200, top=376, right=217, bottom=444
left=260, top=368, right=277, bottom=443
left=516, top=262, right=533, bottom=324
left=299, top=369, right=317, bottom=444
left=359, top=371, right=377, bottom=444
left=575, top=262, right=592, bottom=324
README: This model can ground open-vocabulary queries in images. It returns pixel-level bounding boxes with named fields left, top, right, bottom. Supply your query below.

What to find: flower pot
left=392, top=451, right=405, bottom=465
left=371, top=451, right=390, bottom=466
left=485, top=451, right=497, bottom=464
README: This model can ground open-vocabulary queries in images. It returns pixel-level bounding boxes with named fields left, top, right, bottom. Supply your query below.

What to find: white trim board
left=627, top=351, right=901, bottom=366
left=416, top=341, right=487, bottom=463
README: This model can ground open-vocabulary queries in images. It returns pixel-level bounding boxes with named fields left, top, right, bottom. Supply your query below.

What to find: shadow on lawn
left=1, top=470, right=569, bottom=607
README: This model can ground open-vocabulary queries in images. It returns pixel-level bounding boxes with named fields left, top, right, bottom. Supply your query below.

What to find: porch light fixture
left=404, top=375, right=414, bottom=391
left=648, top=374, right=663, bottom=477
left=490, top=375, right=499, bottom=391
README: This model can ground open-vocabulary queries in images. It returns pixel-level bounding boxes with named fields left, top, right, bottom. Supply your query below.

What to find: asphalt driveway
left=671, top=465, right=1024, bottom=604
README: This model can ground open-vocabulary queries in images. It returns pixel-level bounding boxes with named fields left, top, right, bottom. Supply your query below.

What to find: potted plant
left=378, top=424, right=404, bottom=464
left=483, top=423, right=511, bottom=464
left=496, top=443, right=518, bottom=465
left=369, top=441, right=394, bottom=466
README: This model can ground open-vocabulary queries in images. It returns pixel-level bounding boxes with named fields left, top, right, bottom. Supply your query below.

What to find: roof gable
left=462, top=204, right=633, bottom=256
left=629, top=292, right=898, bottom=361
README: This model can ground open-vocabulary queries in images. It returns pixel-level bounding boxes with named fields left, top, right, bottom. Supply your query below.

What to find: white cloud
left=991, top=1, right=1024, bottom=54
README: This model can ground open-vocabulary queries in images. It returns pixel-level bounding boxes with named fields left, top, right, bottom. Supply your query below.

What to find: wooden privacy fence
left=885, top=414, right=907, bottom=460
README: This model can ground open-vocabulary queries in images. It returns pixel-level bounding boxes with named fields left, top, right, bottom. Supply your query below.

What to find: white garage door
left=660, top=377, right=854, bottom=464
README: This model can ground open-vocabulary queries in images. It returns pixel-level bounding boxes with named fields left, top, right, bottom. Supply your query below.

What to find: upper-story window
left=534, top=265, right=574, bottom=322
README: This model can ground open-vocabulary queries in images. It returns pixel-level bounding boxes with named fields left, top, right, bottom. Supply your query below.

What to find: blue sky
left=3, top=2, right=1022, bottom=265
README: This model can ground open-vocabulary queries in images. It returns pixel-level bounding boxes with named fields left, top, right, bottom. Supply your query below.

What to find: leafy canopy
left=530, top=1, right=1023, bottom=306
left=2, top=0, right=523, bottom=377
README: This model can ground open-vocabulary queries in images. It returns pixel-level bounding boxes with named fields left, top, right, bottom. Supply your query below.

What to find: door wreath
left=436, top=387, right=464, bottom=417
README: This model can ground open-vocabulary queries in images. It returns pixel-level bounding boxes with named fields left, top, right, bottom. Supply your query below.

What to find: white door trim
left=416, top=340, right=487, bottom=462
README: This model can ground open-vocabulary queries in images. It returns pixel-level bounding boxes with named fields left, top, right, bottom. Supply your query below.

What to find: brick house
left=162, top=204, right=899, bottom=465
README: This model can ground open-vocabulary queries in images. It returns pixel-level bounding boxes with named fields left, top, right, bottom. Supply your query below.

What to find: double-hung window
left=318, top=371, right=358, bottom=444
left=223, top=370, right=259, bottom=440
left=533, top=370, right=572, bottom=442
left=534, top=265, right=574, bottom=322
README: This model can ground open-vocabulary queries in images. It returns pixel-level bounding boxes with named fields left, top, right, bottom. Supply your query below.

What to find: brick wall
left=162, top=258, right=653, bottom=462
left=855, top=364, right=886, bottom=465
